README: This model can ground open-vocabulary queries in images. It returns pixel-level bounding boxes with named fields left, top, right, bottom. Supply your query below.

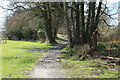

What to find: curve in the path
left=29, top=39, right=68, bottom=78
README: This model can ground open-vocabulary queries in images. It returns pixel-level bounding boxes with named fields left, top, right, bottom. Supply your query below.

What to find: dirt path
left=29, top=39, right=68, bottom=78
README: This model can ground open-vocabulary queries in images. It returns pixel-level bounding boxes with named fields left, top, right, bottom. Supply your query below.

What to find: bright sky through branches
left=0, top=0, right=119, bottom=30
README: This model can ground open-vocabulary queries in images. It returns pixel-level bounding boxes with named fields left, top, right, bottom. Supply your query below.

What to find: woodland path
left=29, top=38, right=68, bottom=78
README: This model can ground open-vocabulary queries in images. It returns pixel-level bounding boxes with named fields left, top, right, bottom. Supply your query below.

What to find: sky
left=0, top=0, right=10, bottom=30
left=0, top=0, right=119, bottom=31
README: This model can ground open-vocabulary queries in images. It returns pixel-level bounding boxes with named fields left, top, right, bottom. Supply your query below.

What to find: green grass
left=61, top=59, right=118, bottom=78
left=56, top=39, right=62, bottom=43
left=1, top=40, right=51, bottom=78
left=61, top=41, right=119, bottom=78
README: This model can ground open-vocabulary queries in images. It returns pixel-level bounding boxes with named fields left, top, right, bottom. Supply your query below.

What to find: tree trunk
left=75, top=2, right=80, bottom=45
left=53, top=27, right=58, bottom=38
left=89, top=2, right=96, bottom=37
left=90, top=30, right=98, bottom=50
left=80, top=1, right=85, bottom=43
left=63, top=2, right=73, bottom=48
left=89, top=2, right=96, bottom=47
left=72, top=2, right=80, bottom=46
left=86, top=2, right=92, bottom=43
left=44, top=3, right=57, bottom=44
left=90, top=0, right=102, bottom=50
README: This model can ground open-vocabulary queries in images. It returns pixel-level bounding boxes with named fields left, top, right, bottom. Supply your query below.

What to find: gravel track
left=29, top=39, right=68, bottom=78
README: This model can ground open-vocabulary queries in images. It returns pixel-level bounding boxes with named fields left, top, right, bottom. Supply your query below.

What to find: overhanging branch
left=99, top=19, right=112, bottom=27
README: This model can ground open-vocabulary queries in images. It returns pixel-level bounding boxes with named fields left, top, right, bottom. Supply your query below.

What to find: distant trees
left=5, top=2, right=64, bottom=43
left=5, top=9, right=43, bottom=40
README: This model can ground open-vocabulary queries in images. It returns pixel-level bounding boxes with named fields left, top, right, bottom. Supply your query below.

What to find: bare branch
left=21, top=14, right=39, bottom=27
left=101, top=11, right=118, bottom=25
left=103, top=12, right=118, bottom=18
left=56, top=4, right=65, bottom=13
left=99, top=19, right=112, bottom=27
left=0, top=3, right=27, bottom=11
left=100, top=3, right=108, bottom=15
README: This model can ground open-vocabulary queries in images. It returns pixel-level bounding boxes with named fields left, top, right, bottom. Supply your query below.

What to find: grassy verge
left=61, top=59, right=118, bottom=78
left=60, top=41, right=119, bottom=78
left=1, top=40, right=51, bottom=78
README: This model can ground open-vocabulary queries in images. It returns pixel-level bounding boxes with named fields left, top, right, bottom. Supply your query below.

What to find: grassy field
left=61, top=41, right=119, bottom=78
left=1, top=40, right=51, bottom=78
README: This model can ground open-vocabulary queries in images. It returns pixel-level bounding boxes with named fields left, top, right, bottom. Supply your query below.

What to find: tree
left=5, top=9, right=44, bottom=40
left=4, top=0, right=115, bottom=49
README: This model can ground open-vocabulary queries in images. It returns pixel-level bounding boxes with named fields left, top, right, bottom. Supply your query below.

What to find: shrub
left=37, top=29, right=46, bottom=42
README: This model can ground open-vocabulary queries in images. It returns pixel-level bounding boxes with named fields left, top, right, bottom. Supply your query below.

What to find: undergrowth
left=61, top=41, right=119, bottom=78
